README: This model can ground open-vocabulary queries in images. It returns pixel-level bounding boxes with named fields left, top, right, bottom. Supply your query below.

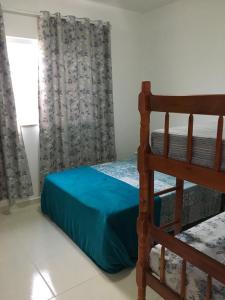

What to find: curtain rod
left=2, top=8, right=110, bottom=25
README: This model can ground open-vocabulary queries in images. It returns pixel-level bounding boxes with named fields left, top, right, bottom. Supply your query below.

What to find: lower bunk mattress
left=41, top=158, right=223, bottom=273
left=150, top=211, right=225, bottom=299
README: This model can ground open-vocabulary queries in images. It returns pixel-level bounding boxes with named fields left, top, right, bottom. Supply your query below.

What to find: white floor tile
left=35, top=249, right=99, bottom=295
left=56, top=269, right=162, bottom=300
left=0, top=257, right=53, bottom=300
left=0, top=203, right=162, bottom=300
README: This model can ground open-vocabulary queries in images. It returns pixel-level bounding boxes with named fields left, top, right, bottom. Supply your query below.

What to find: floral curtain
left=0, top=4, right=33, bottom=204
left=38, top=12, right=116, bottom=181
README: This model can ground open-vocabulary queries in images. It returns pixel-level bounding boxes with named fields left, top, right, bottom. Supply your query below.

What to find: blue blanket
left=41, top=166, right=161, bottom=273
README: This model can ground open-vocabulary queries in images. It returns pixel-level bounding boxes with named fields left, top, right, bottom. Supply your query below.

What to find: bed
left=150, top=211, right=225, bottom=299
left=41, top=157, right=222, bottom=273
left=136, top=81, right=225, bottom=300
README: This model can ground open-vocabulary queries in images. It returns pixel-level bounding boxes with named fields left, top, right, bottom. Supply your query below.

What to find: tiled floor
left=0, top=203, right=162, bottom=300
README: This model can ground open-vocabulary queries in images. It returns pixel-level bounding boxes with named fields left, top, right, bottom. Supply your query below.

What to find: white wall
left=3, top=0, right=225, bottom=198
left=2, top=0, right=142, bottom=197
left=141, top=0, right=225, bottom=131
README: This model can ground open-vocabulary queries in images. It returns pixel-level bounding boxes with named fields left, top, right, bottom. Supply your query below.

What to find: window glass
left=6, top=36, right=38, bottom=126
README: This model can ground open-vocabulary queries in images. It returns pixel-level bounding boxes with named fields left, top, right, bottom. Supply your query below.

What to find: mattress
left=41, top=158, right=222, bottom=273
left=150, top=211, right=225, bottom=300
left=151, top=123, right=225, bottom=170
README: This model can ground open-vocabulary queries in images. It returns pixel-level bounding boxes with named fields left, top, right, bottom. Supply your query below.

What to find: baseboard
left=0, top=195, right=40, bottom=214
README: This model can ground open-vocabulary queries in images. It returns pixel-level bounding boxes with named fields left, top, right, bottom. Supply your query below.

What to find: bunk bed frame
left=136, top=81, right=225, bottom=300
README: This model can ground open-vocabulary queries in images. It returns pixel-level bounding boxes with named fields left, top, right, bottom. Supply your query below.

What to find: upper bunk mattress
left=150, top=211, right=225, bottom=300
left=151, top=123, right=225, bottom=170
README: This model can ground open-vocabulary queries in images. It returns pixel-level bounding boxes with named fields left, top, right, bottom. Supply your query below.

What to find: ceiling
left=87, top=0, right=179, bottom=13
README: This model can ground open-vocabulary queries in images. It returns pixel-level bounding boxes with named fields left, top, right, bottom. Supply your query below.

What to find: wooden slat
left=160, top=220, right=180, bottom=231
left=150, top=171, right=155, bottom=226
left=180, top=260, right=186, bottom=299
left=205, top=276, right=212, bottom=300
left=174, top=179, right=184, bottom=234
left=214, top=116, right=224, bottom=171
left=154, top=186, right=177, bottom=197
left=147, top=154, right=225, bottom=194
left=146, top=271, right=181, bottom=300
left=150, top=226, right=225, bottom=285
left=164, top=112, right=169, bottom=157
left=149, top=94, right=225, bottom=115
left=187, top=114, right=193, bottom=163
left=160, top=246, right=166, bottom=283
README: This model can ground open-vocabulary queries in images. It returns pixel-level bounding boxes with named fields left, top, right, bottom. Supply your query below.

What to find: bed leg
left=137, top=287, right=146, bottom=300
left=136, top=209, right=153, bottom=300
left=136, top=212, right=148, bottom=300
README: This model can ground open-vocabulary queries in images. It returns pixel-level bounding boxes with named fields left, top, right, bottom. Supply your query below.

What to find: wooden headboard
left=138, top=81, right=225, bottom=194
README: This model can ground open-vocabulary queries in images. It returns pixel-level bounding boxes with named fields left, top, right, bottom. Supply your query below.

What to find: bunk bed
left=136, top=81, right=225, bottom=300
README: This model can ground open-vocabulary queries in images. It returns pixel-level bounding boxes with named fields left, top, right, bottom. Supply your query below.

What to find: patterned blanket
left=93, top=158, right=222, bottom=226
left=150, top=212, right=225, bottom=299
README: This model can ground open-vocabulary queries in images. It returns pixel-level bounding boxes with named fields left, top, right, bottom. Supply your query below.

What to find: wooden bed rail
left=150, top=226, right=225, bottom=285
left=141, top=80, right=225, bottom=115
left=148, top=154, right=225, bottom=194
left=136, top=81, right=225, bottom=300
left=149, top=94, right=225, bottom=115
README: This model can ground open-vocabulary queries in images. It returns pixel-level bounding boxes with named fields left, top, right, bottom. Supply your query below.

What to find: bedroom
left=0, top=0, right=225, bottom=299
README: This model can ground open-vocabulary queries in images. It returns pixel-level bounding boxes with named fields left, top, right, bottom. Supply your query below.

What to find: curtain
left=0, top=4, right=33, bottom=204
left=38, top=12, right=116, bottom=181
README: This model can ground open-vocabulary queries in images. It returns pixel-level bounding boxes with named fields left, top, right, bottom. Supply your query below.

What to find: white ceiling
left=87, top=0, right=179, bottom=13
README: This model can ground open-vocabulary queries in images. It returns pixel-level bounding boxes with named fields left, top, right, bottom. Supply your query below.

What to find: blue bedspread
left=41, top=166, right=161, bottom=273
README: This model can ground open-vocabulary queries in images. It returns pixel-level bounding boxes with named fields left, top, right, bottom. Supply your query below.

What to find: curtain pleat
left=0, top=4, right=33, bottom=204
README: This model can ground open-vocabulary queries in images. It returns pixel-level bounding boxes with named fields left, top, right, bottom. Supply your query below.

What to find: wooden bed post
left=136, top=82, right=225, bottom=300
left=136, top=81, right=153, bottom=300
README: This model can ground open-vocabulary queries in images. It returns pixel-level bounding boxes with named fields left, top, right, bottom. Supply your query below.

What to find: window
left=6, top=37, right=39, bottom=126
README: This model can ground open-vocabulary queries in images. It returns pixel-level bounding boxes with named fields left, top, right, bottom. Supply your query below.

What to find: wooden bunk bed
left=136, top=81, right=225, bottom=300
